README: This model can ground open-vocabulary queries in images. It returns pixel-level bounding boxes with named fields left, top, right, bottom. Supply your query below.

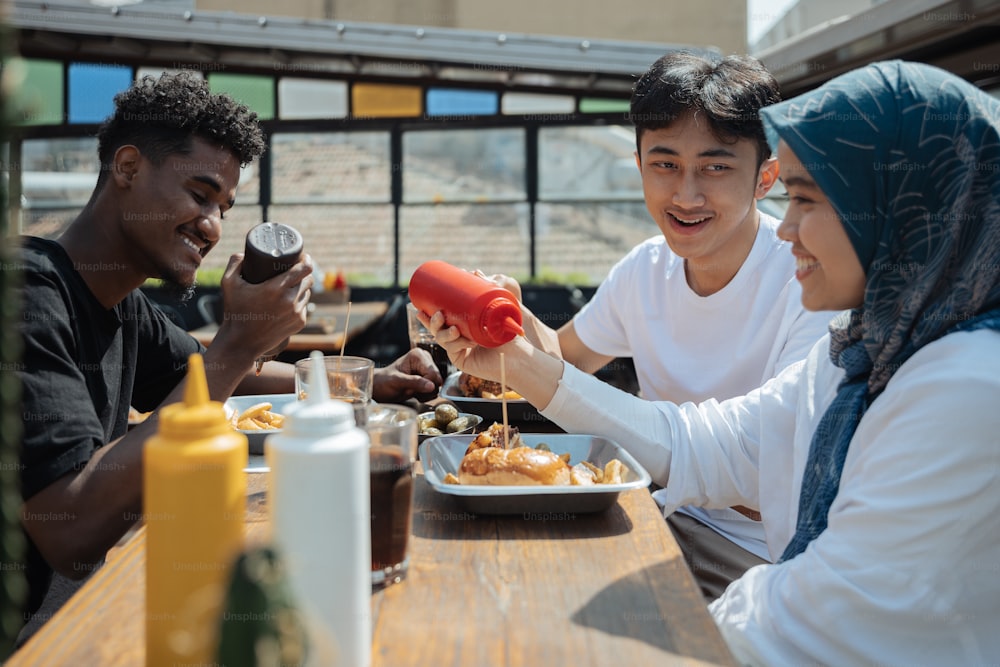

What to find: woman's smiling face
left=775, top=140, right=866, bottom=312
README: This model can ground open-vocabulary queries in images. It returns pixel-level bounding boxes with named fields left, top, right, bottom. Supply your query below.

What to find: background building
left=199, top=0, right=749, bottom=54
left=754, top=0, right=1000, bottom=98
left=4, top=0, right=999, bottom=297
left=751, top=0, right=876, bottom=52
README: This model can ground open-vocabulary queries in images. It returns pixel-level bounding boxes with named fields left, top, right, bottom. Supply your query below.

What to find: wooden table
left=8, top=470, right=736, bottom=666
left=188, top=301, right=388, bottom=353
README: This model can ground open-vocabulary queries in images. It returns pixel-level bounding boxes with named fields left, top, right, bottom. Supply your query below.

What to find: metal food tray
left=224, top=393, right=297, bottom=455
left=419, top=433, right=652, bottom=515
left=439, top=372, right=552, bottom=428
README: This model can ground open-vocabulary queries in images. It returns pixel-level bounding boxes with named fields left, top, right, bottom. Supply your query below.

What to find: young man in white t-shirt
left=506, top=53, right=833, bottom=599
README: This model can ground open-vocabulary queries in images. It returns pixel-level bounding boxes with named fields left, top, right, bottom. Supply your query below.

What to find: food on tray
left=439, top=421, right=628, bottom=487
left=231, top=402, right=285, bottom=431
left=569, top=459, right=626, bottom=486
left=456, top=446, right=571, bottom=486
left=465, top=421, right=523, bottom=453
left=458, top=372, right=522, bottom=400
left=128, top=406, right=152, bottom=423
left=418, top=404, right=478, bottom=436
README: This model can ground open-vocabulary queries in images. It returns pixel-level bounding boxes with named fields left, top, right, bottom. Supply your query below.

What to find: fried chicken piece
left=465, top=421, right=523, bottom=454
left=458, top=372, right=503, bottom=399
left=458, top=372, right=523, bottom=399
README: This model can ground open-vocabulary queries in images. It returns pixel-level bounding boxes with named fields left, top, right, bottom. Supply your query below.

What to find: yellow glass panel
left=352, top=83, right=422, bottom=118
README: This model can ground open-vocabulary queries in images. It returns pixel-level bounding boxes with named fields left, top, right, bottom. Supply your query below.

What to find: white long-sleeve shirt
left=572, top=215, right=833, bottom=559
left=541, top=329, right=1000, bottom=666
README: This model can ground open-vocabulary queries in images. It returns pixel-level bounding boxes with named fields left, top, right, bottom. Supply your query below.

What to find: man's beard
left=160, top=277, right=196, bottom=304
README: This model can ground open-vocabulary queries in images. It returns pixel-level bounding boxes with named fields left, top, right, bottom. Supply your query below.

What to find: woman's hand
left=474, top=270, right=522, bottom=301
left=473, top=271, right=562, bottom=357
left=420, top=310, right=514, bottom=383
left=421, top=309, right=563, bottom=410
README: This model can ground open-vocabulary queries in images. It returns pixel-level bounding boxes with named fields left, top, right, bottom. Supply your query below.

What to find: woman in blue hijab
left=424, top=60, right=1000, bottom=665
left=762, top=61, right=1000, bottom=563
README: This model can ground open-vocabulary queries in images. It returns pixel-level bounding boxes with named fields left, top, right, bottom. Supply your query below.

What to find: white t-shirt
left=542, top=330, right=1000, bottom=666
left=573, top=212, right=833, bottom=558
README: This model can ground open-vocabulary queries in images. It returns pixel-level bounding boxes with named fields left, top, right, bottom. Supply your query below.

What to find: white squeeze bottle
left=266, top=350, right=372, bottom=667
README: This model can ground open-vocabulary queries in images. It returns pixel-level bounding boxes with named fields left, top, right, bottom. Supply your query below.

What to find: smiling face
left=775, top=141, right=866, bottom=312
left=117, top=137, right=240, bottom=290
left=637, top=113, right=779, bottom=293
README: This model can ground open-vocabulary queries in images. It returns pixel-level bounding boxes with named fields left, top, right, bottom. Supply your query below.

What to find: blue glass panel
left=68, top=63, right=133, bottom=124
left=426, top=89, right=497, bottom=116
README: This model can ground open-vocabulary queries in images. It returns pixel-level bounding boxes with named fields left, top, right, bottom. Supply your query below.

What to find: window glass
left=278, top=78, right=348, bottom=119
left=426, top=89, right=497, bottom=116
left=19, top=209, right=78, bottom=240
left=402, top=128, right=524, bottom=203
left=19, top=137, right=100, bottom=214
left=399, top=203, right=531, bottom=282
left=235, top=162, right=260, bottom=205
left=196, top=206, right=265, bottom=277
left=539, top=125, right=640, bottom=200
left=535, top=202, right=654, bottom=284
left=68, top=62, right=133, bottom=124
left=10, top=58, right=63, bottom=126
left=271, top=132, right=390, bottom=204
left=502, top=93, right=574, bottom=115
left=267, top=204, right=395, bottom=285
left=208, top=73, right=275, bottom=120
left=352, top=83, right=421, bottom=118
left=579, top=98, right=629, bottom=114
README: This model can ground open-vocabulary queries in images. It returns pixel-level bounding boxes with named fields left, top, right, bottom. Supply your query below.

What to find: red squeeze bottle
left=408, top=260, right=525, bottom=348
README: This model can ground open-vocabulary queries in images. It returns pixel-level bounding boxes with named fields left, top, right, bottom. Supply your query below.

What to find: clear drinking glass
left=364, top=404, right=417, bottom=588
left=294, top=355, right=374, bottom=425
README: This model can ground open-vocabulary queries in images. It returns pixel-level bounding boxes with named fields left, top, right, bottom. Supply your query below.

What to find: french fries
left=231, top=402, right=285, bottom=431
left=569, top=459, right=625, bottom=485
left=601, top=459, right=626, bottom=485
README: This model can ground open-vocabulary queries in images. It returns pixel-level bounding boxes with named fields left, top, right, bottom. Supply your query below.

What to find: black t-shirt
left=17, top=236, right=203, bottom=615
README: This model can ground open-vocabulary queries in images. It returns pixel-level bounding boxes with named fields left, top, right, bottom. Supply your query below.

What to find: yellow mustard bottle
left=144, top=353, right=248, bottom=666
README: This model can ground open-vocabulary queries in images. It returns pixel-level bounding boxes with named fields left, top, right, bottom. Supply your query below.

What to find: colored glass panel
left=352, top=83, right=421, bottom=118
left=68, top=62, right=132, bottom=124
left=426, top=89, right=497, bottom=116
left=208, top=73, right=275, bottom=120
left=579, top=98, right=629, bottom=113
left=501, top=93, right=574, bottom=114
left=278, top=78, right=348, bottom=119
left=9, top=58, right=63, bottom=126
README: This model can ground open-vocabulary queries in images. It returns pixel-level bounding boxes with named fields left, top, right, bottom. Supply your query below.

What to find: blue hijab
left=760, top=61, right=1000, bottom=560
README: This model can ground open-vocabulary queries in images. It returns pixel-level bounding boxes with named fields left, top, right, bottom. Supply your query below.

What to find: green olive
left=535, top=443, right=551, bottom=452
left=422, top=426, right=444, bottom=436
left=445, top=416, right=473, bottom=433
left=434, top=404, right=460, bottom=425
left=417, top=416, right=439, bottom=432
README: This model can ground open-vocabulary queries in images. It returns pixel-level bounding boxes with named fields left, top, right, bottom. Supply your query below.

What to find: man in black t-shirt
left=15, top=72, right=442, bottom=639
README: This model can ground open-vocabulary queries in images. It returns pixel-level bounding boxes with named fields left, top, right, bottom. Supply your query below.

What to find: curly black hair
left=630, top=52, right=781, bottom=167
left=96, top=71, right=265, bottom=184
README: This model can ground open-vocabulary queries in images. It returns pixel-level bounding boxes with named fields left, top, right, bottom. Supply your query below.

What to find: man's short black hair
left=630, top=52, right=781, bottom=166
left=96, top=71, right=265, bottom=184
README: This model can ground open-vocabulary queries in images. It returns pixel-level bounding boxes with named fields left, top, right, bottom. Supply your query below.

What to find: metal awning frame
left=7, top=0, right=718, bottom=98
